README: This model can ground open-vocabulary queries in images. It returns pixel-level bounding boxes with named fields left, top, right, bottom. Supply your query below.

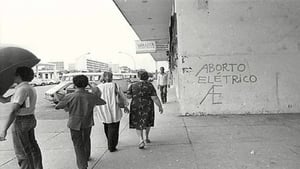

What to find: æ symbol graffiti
left=199, top=85, right=223, bottom=105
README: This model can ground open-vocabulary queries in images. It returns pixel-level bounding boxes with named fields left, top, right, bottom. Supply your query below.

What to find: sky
left=0, top=0, right=168, bottom=72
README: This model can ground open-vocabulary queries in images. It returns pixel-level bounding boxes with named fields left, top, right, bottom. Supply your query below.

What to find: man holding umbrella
left=0, top=66, right=43, bottom=169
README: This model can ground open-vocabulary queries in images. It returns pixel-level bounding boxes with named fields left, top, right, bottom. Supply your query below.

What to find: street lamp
left=118, top=51, right=136, bottom=70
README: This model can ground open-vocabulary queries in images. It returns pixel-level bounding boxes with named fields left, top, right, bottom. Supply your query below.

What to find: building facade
left=49, top=61, right=64, bottom=71
left=70, top=55, right=109, bottom=72
left=109, top=63, right=120, bottom=73
left=114, top=0, right=300, bottom=115
left=33, top=63, right=58, bottom=80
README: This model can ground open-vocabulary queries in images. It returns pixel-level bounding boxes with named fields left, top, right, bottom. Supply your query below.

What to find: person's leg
left=145, top=127, right=151, bottom=143
left=103, top=123, right=112, bottom=151
left=159, top=86, right=165, bottom=103
left=28, top=128, right=43, bottom=169
left=82, top=127, right=92, bottom=161
left=70, top=129, right=88, bottom=169
left=162, top=85, right=167, bottom=103
left=136, top=129, right=145, bottom=149
left=103, top=123, right=109, bottom=140
left=110, top=122, right=120, bottom=151
left=106, top=122, right=119, bottom=151
left=164, top=85, right=168, bottom=102
left=12, top=128, right=34, bottom=169
left=12, top=116, right=37, bottom=169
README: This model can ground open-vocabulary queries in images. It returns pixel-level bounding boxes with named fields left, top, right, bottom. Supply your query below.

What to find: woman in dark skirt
left=127, top=71, right=163, bottom=149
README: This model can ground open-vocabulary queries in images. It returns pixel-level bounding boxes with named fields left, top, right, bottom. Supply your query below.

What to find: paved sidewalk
left=1, top=87, right=300, bottom=169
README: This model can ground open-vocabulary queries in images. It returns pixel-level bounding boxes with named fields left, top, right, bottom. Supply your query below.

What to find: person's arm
left=0, top=95, right=12, bottom=103
left=55, top=95, right=68, bottom=110
left=117, top=86, right=129, bottom=107
left=91, top=86, right=102, bottom=98
left=157, top=74, right=161, bottom=89
left=166, top=73, right=169, bottom=86
left=151, top=96, right=163, bottom=114
left=95, top=95, right=106, bottom=106
left=0, top=103, right=20, bottom=141
left=118, top=87, right=130, bottom=113
left=126, top=84, right=133, bottom=99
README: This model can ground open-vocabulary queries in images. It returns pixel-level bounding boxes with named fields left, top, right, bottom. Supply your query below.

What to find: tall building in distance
left=109, top=63, right=120, bottom=73
left=49, top=61, right=64, bottom=71
left=68, top=63, right=76, bottom=71
left=69, top=54, right=109, bottom=72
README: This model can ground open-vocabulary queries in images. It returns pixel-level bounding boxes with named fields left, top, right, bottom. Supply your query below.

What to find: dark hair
left=102, top=72, right=113, bottom=83
left=15, top=66, right=34, bottom=82
left=73, top=75, right=89, bottom=88
left=138, top=71, right=149, bottom=81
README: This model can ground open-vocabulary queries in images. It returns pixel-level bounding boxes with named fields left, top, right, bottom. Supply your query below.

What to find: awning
left=113, top=0, right=173, bottom=61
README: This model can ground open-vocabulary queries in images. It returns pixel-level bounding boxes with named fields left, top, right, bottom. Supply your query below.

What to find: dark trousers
left=159, top=85, right=168, bottom=103
left=70, top=127, right=92, bottom=169
left=103, top=122, right=120, bottom=151
left=12, top=115, right=43, bottom=169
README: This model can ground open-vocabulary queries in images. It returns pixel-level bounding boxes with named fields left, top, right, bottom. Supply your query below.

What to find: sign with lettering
left=135, top=40, right=156, bottom=54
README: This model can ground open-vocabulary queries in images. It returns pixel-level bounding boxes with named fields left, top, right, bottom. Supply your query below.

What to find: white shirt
left=95, top=82, right=128, bottom=123
left=157, top=73, right=168, bottom=86
left=12, top=82, right=37, bottom=116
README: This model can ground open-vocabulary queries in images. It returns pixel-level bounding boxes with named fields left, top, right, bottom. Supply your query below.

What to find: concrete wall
left=174, top=0, right=300, bottom=114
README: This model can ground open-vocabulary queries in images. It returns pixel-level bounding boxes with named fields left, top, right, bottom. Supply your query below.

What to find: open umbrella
left=0, top=46, right=40, bottom=95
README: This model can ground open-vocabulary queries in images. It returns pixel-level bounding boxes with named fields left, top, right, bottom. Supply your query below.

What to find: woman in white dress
left=95, top=72, right=129, bottom=152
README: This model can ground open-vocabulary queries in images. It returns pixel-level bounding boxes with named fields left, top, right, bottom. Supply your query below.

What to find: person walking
left=95, top=72, right=129, bottom=152
left=127, top=71, right=163, bottom=149
left=157, top=67, right=169, bottom=104
left=55, top=75, right=105, bottom=169
left=0, top=66, right=43, bottom=169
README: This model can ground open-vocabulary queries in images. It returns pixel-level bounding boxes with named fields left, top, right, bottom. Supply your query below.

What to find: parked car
left=45, top=81, right=97, bottom=104
left=46, top=79, right=60, bottom=85
left=30, top=78, right=45, bottom=86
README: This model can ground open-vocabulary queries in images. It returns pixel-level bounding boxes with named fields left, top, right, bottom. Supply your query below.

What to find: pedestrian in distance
left=95, top=71, right=129, bottom=152
left=0, top=66, right=43, bottom=169
left=157, top=67, right=169, bottom=104
left=55, top=75, right=106, bottom=169
left=127, top=71, right=163, bottom=149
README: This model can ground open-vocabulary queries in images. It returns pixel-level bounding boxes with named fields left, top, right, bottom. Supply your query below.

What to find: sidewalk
left=1, top=87, right=300, bottom=169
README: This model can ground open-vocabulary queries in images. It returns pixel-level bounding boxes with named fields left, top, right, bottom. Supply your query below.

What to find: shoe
left=145, top=139, right=151, bottom=143
left=138, top=141, right=145, bottom=149
left=109, top=148, right=118, bottom=152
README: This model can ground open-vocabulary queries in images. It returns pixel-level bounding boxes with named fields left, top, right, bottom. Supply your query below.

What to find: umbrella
left=0, top=46, right=40, bottom=95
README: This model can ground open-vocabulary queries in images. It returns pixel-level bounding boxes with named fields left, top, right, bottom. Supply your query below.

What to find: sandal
left=138, top=140, right=145, bottom=149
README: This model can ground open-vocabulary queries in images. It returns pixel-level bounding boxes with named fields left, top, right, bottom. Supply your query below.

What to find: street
left=0, top=85, right=68, bottom=120
left=1, top=86, right=300, bottom=169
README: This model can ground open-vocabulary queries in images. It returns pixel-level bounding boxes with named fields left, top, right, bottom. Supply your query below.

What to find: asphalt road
left=0, top=85, right=68, bottom=120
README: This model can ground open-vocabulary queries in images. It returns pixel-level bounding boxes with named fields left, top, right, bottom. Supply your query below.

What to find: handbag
left=115, top=83, right=126, bottom=108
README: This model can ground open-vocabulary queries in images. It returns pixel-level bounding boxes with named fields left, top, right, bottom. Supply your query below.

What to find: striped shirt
left=96, top=83, right=128, bottom=123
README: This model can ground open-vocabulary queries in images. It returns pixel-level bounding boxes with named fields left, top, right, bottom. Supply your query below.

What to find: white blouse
left=95, top=82, right=128, bottom=123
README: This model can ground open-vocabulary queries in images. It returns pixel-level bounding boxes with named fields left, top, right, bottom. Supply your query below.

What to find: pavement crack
left=182, top=117, right=200, bottom=169
left=0, top=157, right=16, bottom=168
